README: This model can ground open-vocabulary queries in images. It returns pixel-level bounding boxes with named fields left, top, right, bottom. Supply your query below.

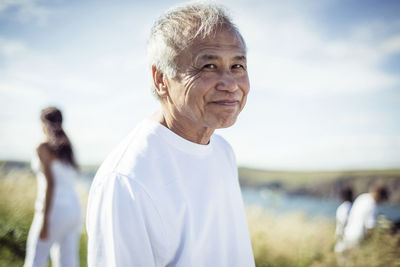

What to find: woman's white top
left=31, top=157, right=81, bottom=212
left=334, top=200, right=352, bottom=252
left=335, top=200, right=352, bottom=238
left=86, top=119, right=255, bottom=267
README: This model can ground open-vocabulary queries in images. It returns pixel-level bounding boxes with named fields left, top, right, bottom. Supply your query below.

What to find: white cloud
left=0, top=37, right=27, bottom=58
left=380, top=34, right=400, bottom=54
left=228, top=132, right=400, bottom=170
left=238, top=8, right=400, bottom=95
left=0, top=17, right=157, bottom=165
left=1, top=0, right=399, bottom=170
left=252, top=56, right=398, bottom=94
left=0, top=0, right=52, bottom=25
left=0, top=81, right=45, bottom=105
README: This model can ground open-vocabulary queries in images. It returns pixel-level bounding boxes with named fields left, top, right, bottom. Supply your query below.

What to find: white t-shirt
left=86, top=119, right=255, bottom=267
left=342, top=193, right=377, bottom=248
left=335, top=201, right=352, bottom=238
left=334, top=201, right=352, bottom=253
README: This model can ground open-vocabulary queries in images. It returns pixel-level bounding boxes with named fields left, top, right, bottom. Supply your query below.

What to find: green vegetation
left=239, top=167, right=400, bottom=187
left=247, top=207, right=400, bottom=266
left=1, top=167, right=399, bottom=266
left=4, top=161, right=400, bottom=202
left=0, top=168, right=88, bottom=267
left=0, top=169, right=34, bottom=267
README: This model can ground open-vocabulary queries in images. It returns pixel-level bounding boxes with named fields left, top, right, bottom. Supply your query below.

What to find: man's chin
left=214, top=117, right=238, bottom=129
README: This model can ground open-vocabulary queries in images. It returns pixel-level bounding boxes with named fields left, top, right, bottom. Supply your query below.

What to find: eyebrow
left=196, top=54, right=247, bottom=62
left=198, top=54, right=219, bottom=61
left=233, top=55, right=247, bottom=61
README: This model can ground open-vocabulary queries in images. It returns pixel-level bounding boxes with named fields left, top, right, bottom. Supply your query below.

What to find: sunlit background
left=1, top=1, right=400, bottom=266
left=1, top=0, right=400, bottom=170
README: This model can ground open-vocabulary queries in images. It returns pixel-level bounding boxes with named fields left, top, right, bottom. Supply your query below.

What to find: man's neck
left=151, top=111, right=214, bottom=145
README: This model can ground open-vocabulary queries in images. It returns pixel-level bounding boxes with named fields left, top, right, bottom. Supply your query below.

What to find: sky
left=0, top=0, right=400, bottom=170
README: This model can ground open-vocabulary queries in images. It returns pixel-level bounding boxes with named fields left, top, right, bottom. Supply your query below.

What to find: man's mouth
left=211, top=100, right=239, bottom=106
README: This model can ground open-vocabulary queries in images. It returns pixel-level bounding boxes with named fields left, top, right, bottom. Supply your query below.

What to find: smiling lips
left=211, top=100, right=240, bottom=106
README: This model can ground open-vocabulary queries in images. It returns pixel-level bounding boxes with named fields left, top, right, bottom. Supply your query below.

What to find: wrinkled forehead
left=177, top=28, right=246, bottom=63
left=199, top=27, right=245, bottom=48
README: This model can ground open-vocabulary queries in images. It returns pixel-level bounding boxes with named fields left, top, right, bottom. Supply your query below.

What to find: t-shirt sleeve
left=86, top=173, right=167, bottom=267
left=364, top=205, right=377, bottom=230
left=214, top=135, right=238, bottom=174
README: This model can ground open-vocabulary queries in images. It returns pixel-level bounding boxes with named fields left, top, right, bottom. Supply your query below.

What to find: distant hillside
left=2, top=161, right=399, bottom=204
left=0, top=160, right=98, bottom=181
left=239, top=167, right=400, bottom=204
left=0, top=160, right=31, bottom=173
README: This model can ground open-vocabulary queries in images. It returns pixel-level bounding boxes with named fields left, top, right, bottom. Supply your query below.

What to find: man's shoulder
left=94, top=120, right=164, bottom=182
left=212, top=133, right=236, bottom=161
left=211, top=133, right=232, bottom=152
left=357, top=193, right=373, bottom=203
left=353, top=193, right=375, bottom=211
left=212, top=133, right=230, bottom=145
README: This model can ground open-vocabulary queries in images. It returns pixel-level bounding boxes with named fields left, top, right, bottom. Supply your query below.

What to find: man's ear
left=152, top=66, right=168, bottom=98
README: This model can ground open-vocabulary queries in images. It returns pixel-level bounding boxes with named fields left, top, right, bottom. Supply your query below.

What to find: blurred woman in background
left=24, top=107, right=82, bottom=267
left=334, top=186, right=354, bottom=254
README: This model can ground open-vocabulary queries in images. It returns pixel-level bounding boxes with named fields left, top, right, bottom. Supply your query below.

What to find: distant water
left=242, top=188, right=400, bottom=221
left=78, top=173, right=400, bottom=221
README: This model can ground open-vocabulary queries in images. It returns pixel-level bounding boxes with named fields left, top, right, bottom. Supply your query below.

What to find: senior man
left=87, top=3, right=255, bottom=267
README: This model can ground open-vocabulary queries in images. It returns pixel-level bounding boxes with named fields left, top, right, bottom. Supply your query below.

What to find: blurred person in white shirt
left=334, top=186, right=354, bottom=253
left=339, top=184, right=389, bottom=253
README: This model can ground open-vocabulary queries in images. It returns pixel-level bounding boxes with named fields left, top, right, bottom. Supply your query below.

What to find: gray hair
left=147, top=1, right=246, bottom=98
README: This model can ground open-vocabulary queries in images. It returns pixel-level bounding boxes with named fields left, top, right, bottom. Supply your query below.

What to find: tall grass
left=0, top=169, right=88, bottom=267
left=247, top=207, right=336, bottom=267
left=1, top=170, right=399, bottom=267
left=247, top=207, right=400, bottom=267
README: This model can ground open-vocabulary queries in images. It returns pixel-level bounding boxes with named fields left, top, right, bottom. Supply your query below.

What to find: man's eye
left=232, top=64, right=244, bottom=69
left=203, top=64, right=216, bottom=69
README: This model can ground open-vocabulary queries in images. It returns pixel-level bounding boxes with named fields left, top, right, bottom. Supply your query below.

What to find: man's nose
left=215, top=71, right=238, bottom=92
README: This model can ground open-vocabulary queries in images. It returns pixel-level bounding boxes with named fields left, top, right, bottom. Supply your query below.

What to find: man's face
left=164, top=28, right=250, bottom=131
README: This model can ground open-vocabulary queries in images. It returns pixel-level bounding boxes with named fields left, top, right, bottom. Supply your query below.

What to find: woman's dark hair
left=340, top=187, right=353, bottom=203
left=41, top=107, right=78, bottom=169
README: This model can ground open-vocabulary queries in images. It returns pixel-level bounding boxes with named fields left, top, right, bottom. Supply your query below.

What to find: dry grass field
left=1, top=168, right=399, bottom=267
